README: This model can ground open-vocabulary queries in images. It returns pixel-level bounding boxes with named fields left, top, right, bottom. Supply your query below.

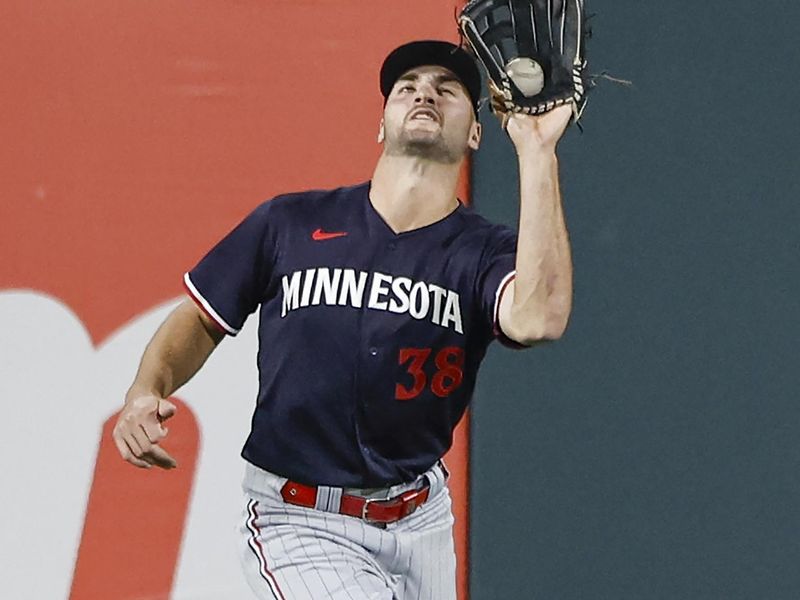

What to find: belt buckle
left=360, top=485, right=428, bottom=524
left=360, top=494, right=407, bottom=524
left=360, top=497, right=378, bottom=522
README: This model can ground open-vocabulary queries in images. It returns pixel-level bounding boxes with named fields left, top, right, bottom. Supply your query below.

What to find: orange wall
left=1, top=1, right=470, bottom=598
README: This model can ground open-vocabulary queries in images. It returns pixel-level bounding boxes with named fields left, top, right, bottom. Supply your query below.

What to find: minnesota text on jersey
left=280, top=268, right=464, bottom=334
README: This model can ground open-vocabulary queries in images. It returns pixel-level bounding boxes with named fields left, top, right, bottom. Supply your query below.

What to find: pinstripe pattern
left=238, top=463, right=456, bottom=599
left=245, top=500, right=287, bottom=600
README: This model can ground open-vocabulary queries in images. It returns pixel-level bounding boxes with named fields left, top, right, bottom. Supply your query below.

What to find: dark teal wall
left=469, top=2, right=800, bottom=598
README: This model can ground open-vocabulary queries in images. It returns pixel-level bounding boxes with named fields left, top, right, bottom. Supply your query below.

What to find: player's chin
left=401, top=139, right=461, bottom=164
left=402, top=124, right=442, bottom=142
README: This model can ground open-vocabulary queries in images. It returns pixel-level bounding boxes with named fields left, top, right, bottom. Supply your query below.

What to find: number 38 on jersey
left=395, top=346, right=465, bottom=401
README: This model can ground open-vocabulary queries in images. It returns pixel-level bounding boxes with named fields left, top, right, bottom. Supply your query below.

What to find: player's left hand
left=503, top=104, right=572, bottom=154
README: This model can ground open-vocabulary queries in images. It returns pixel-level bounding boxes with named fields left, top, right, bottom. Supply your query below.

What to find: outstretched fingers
left=113, top=431, right=152, bottom=469
left=140, top=436, right=178, bottom=469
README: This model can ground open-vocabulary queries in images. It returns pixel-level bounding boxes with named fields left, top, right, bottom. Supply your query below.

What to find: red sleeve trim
left=182, top=273, right=239, bottom=336
left=492, top=271, right=529, bottom=350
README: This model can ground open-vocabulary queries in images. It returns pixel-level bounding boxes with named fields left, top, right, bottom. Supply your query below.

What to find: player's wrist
left=124, top=385, right=163, bottom=406
left=514, top=141, right=558, bottom=163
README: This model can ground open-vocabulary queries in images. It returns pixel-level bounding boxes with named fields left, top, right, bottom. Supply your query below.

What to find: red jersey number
left=395, top=346, right=465, bottom=400
left=395, top=348, right=432, bottom=400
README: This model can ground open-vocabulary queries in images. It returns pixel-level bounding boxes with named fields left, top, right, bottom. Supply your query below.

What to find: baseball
left=505, top=57, right=545, bottom=97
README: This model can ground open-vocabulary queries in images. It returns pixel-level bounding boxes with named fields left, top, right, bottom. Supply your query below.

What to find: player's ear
left=468, top=120, right=481, bottom=150
left=377, top=119, right=385, bottom=144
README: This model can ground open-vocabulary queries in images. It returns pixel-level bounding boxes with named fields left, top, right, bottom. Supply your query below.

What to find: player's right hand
left=112, top=394, right=178, bottom=469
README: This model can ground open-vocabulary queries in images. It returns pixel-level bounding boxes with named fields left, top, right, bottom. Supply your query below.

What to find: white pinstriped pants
left=238, top=462, right=456, bottom=600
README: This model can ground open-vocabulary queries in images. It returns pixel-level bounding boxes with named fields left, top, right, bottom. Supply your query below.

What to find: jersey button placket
left=361, top=347, right=379, bottom=408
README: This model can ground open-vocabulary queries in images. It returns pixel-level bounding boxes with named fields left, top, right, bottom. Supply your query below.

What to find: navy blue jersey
left=185, top=182, right=519, bottom=487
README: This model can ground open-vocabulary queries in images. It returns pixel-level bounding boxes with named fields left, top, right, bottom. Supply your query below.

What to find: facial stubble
left=385, top=123, right=465, bottom=165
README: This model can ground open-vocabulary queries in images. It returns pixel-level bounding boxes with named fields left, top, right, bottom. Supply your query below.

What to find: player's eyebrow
left=434, top=75, right=461, bottom=86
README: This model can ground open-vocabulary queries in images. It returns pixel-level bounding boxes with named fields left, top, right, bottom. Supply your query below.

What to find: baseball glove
left=458, top=0, right=590, bottom=121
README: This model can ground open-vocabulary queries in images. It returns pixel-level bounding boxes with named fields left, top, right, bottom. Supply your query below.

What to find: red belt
left=280, top=480, right=431, bottom=524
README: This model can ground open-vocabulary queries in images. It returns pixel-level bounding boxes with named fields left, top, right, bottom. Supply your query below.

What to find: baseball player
left=113, top=39, right=574, bottom=600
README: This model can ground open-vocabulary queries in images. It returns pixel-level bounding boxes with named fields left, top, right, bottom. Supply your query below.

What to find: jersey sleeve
left=183, top=201, right=276, bottom=336
left=475, top=224, right=527, bottom=349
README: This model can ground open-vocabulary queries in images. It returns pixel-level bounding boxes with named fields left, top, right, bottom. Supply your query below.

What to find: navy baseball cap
left=380, top=40, right=482, bottom=114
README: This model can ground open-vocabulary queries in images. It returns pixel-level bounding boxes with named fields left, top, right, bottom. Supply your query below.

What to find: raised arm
left=112, top=298, right=225, bottom=469
left=497, top=104, right=574, bottom=345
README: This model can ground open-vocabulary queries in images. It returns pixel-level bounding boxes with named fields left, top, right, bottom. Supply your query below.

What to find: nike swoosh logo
left=312, top=228, right=348, bottom=241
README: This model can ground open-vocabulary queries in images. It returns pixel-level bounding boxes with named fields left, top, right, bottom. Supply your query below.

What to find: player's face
left=381, top=66, right=481, bottom=164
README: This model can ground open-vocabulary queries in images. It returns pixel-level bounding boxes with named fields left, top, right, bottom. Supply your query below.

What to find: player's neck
left=370, top=154, right=462, bottom=234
